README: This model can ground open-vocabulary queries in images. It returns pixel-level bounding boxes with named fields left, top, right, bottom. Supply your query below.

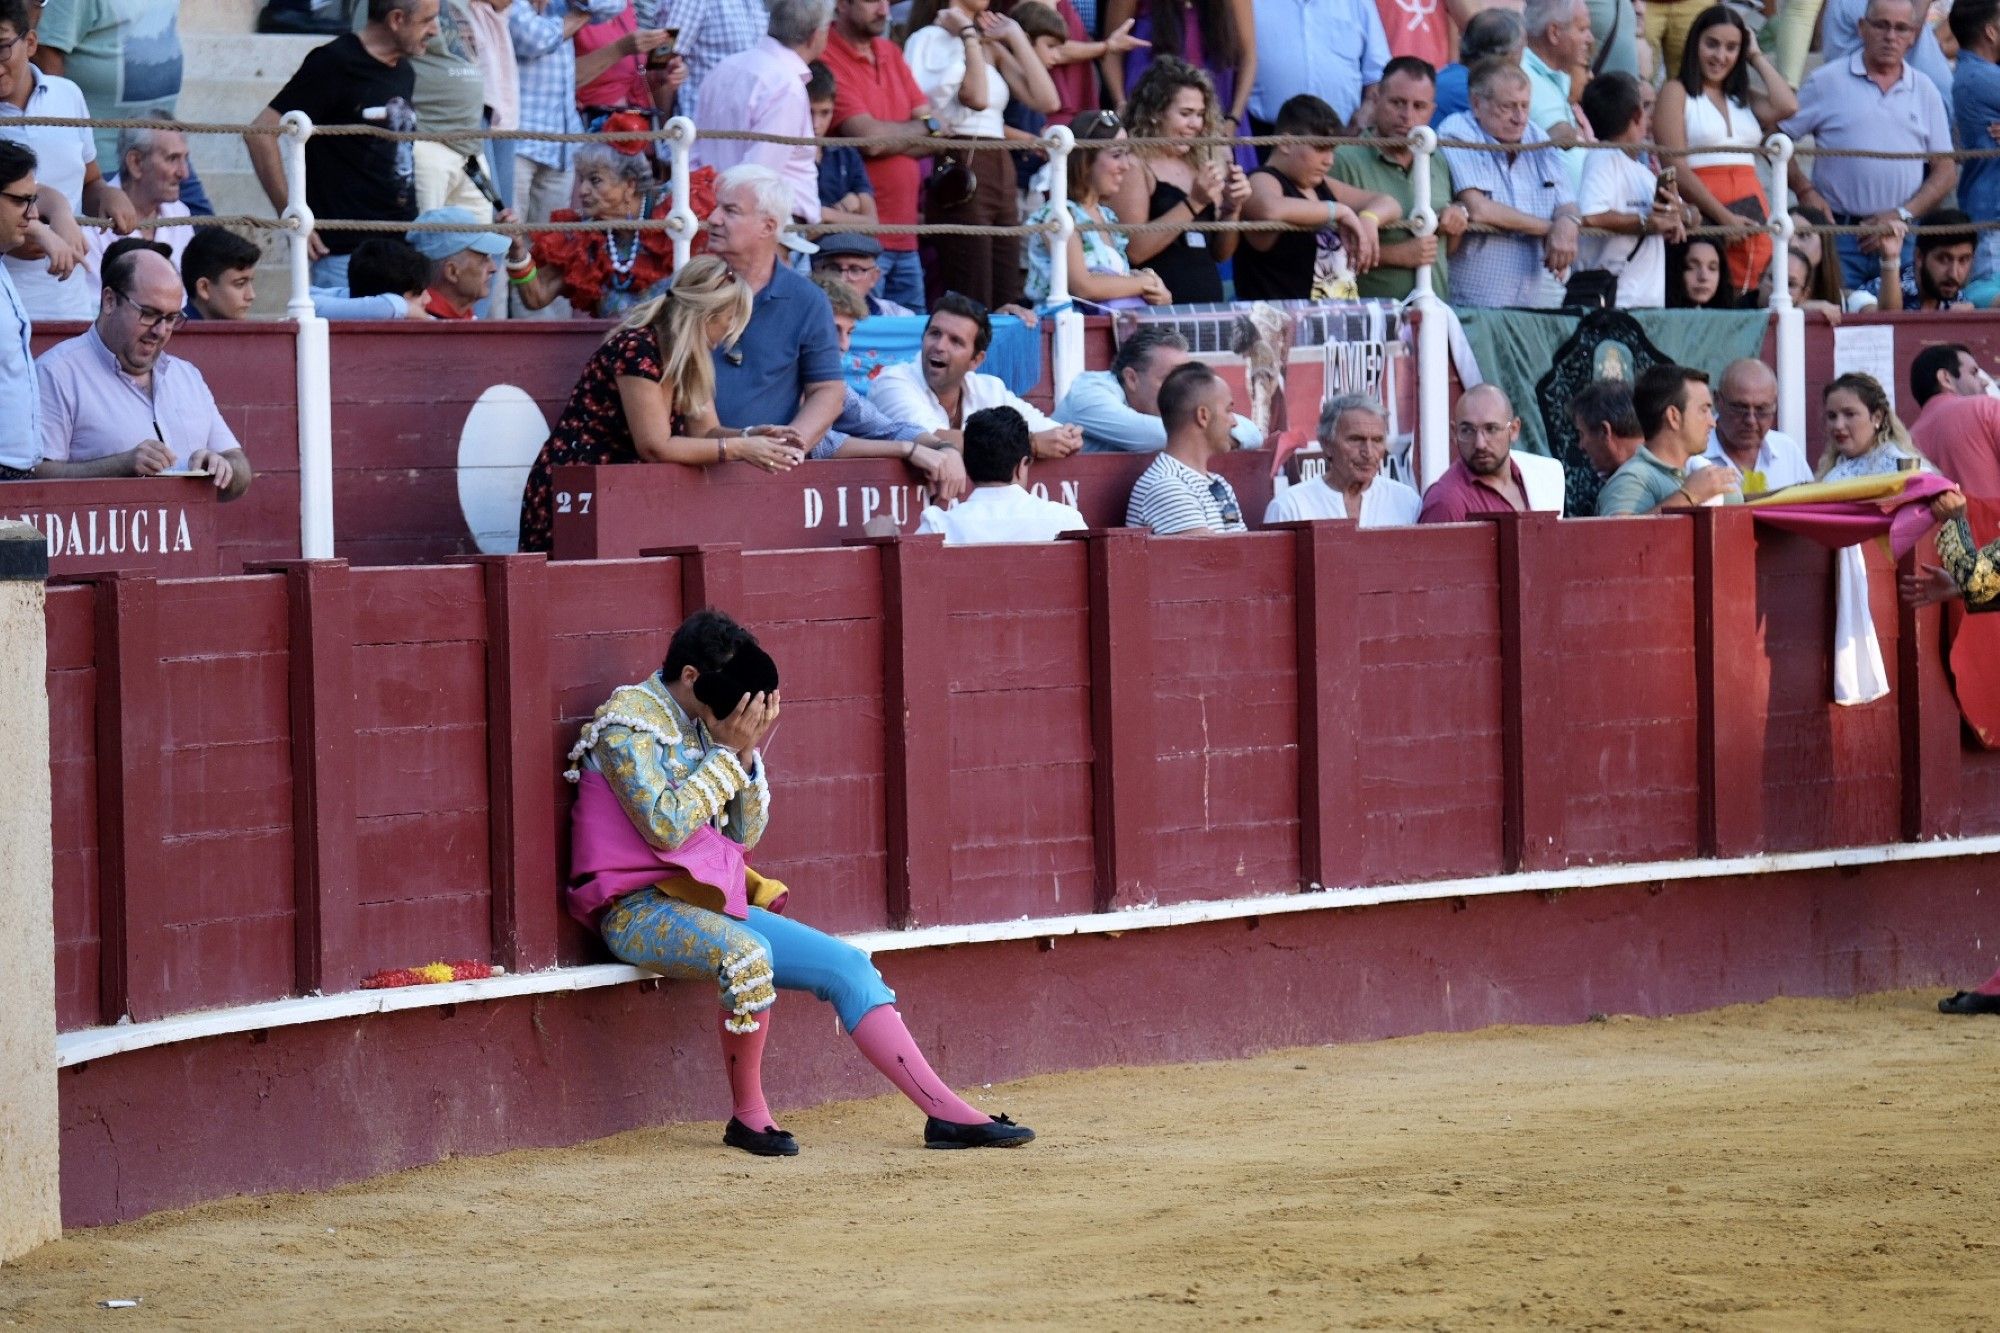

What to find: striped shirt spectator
left=1127, top=451, right=1246, bottom=534
left=1123, top=361, right=1248, bottom=536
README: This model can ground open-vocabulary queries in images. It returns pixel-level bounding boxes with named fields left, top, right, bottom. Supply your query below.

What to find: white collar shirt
left=915, top=484, right=1089, bottom=544
left=0, top=67, right=99, bottom=319
left=1702, top=427, right=1814, bottom=492
left=84, top=177, right=195, bottom=302
left=866, top=358, right=1060, bottom=435
left=1262, top=474, right=1421, bottom=527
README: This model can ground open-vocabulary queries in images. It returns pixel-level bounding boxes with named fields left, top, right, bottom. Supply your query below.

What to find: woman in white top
left=1653, top=4, right=1796, bottom=303
left=905, top=0, right=1061, bottom=308
left=1576, top=72, right=1688, bottom=309
left=1815, top=372, right=1936, bottom=482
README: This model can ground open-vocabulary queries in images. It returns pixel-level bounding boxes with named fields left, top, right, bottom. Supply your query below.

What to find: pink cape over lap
left=566, top=769, right=750, bottom=925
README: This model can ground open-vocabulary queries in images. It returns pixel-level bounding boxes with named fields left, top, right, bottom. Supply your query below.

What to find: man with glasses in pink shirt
left=32, top=240, right=251, bottom=498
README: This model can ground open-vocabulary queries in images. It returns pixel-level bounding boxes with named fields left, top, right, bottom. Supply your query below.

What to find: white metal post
left=280, top=111, right=335, bottom=560
left=1408, top=126, right=1450, bottom=491
left=1765, top=133, right=1806, bottom=447
left=664, top=116, right=698, bottom=272
left=1045, top=126, right=1084, bottom=402
left=279, top=110, right=316, bottom=321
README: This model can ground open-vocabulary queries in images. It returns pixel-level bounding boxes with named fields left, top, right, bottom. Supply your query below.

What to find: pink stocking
left=1975, top=966, right=2000, bottom=997
left=719, top=1007, right=777, bottom=1131
left=849, top=1006, right=989, bottom=1125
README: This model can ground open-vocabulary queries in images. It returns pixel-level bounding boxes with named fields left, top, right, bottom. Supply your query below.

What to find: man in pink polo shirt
left=1908, top=342, right=2000, bottom=498
left=1419, top=383, right=1533, bottom=523
left=821, top=0, right=933, bottom=310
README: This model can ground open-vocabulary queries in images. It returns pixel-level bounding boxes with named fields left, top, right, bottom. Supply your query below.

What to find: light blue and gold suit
left=569, top=673, right=895, bottom=1032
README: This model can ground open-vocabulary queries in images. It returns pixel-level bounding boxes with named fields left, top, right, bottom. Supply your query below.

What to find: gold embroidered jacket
left=565, top=672, right=771, bottom=853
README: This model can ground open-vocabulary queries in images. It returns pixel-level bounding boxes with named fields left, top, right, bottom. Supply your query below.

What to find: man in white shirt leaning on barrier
left=869, top=292, right=1083, bottom=460
left=916, top=405, right=1088, bottom=544
left=1264, top=393, right=1420, bottom=527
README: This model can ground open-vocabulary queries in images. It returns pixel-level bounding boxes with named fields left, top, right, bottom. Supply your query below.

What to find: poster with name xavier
left=1112, top=300, right=1409, bottom=477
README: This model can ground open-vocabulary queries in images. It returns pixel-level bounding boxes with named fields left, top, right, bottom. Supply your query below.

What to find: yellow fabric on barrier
left=1744, top=473, right=1918, bottom=507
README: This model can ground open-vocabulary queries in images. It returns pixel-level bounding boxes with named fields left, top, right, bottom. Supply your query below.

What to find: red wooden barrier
left=1, top=477, right=223, bottom=578
left=1800, top=309, right=2000, bottom=429
left=41, top=486, right=1999, bottom=1034
left=549, top=450, right=1285, bottom=558
left=28, top=322, right=303, bottom=573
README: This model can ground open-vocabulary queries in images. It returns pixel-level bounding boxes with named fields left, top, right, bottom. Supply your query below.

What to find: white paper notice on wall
left=1832, top=325, right=1898, bottom=413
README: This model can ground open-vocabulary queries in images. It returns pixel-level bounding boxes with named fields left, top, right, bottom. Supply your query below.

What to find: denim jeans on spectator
left=311, top=252, right=351, bottom=289
left=878, top=247, right=925, bottom=311
left=486, top=136, right=517, bottom=212
left=1976, top=231, right=2000, bottom=285
left=1964, top=232, right=2000, bottom=307
left=1835, top=228, right=1917, bottom=295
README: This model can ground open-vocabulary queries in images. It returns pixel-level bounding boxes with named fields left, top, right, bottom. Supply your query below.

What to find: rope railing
left=11, top=113, right=1952, bottom=160
left=74, top=211, right=1991, bottom=243
left=25, top=111, right=1996, bottom=159
left=33, top=113, right=1997, bottom=249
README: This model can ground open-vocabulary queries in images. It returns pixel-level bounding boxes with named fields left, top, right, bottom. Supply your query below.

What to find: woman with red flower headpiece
left=514, top=139, right=715, bottom=319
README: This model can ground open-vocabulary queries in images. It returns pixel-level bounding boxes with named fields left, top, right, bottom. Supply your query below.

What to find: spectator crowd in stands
left=2, top=0, right=1999, bottom=539
left=17, top=0, right=1991, bottom=324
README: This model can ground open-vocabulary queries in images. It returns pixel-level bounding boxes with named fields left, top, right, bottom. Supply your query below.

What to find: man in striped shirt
left=1125, top=361, right=1249, bottom=536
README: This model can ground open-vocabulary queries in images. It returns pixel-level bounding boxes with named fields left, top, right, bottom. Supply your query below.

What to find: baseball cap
left=408, top=207, right=511, bottom=262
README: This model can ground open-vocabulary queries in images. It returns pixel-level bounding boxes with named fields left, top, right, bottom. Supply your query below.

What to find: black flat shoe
left=1939, top=990, right=2000, bottom=1015
left=724, top=1117, right=799, bottom=1156
left=923, top=1113, right=1035, bottom=1150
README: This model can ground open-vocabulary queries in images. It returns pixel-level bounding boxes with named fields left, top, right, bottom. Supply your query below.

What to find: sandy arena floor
left=4, top=990, right=1998, bottom=1330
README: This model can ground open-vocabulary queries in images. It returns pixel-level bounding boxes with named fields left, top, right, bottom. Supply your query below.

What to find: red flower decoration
left=360, top=960, right=499, bottom=990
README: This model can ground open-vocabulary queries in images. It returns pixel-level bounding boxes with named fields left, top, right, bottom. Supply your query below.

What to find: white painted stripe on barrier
left=55, top=834, right=2000, bottom=1068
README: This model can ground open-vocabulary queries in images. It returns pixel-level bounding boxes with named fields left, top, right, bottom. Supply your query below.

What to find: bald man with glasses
left=33, top=240, right=252, bottom=498
left=1699, top=359, right=1813, bottom=494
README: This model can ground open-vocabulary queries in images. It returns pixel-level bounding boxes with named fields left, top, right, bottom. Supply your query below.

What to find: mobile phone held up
left=647, top=29, right=678, bottom=68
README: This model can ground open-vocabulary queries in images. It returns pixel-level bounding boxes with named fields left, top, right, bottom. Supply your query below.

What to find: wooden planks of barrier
left=550, top=450, right=1286, bottom=558
left=39, top=505, right=1989, bottom=1034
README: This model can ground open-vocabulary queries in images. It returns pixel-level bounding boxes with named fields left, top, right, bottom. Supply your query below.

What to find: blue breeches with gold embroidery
left=600, top=888, right=896, bottom=1032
